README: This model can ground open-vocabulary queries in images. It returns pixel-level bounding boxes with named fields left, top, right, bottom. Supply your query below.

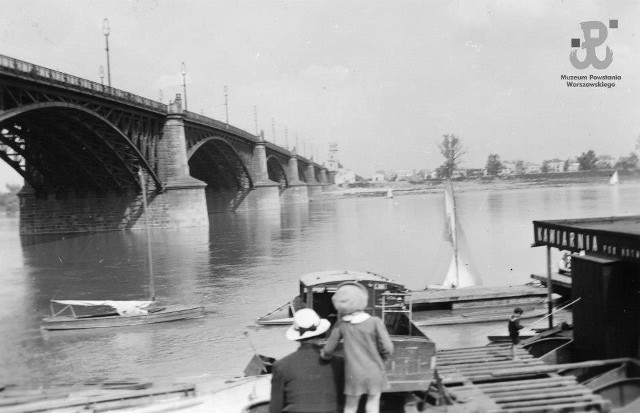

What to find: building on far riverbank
left=327, top=170, right=640, bottom=198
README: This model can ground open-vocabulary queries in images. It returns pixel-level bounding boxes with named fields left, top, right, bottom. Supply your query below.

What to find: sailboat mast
left=139, top=169, right=155, bottom=301
left=449, top=180, right=460, bottom=288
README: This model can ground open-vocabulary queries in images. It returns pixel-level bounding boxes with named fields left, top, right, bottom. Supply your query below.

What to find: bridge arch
left=0, top=102, right=161, bottom=193
left=187, top=136, right=253, bottom=212
left=266, top=155, right=288, bottom=190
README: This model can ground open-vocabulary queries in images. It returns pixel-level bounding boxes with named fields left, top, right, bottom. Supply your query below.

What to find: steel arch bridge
left=0, top=54, right=329, bottom=233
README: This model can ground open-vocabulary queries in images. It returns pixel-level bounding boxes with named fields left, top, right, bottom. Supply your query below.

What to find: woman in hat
left=321, top=282, right=394, bottom=413
left=270, top=308, right=344, bottom=413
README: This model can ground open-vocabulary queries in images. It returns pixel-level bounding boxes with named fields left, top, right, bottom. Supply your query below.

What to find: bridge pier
left=281, top=152, right=309, bottom=204
left=235, top=131, right=280, bottom=211
left=304, top=163, right=323, bottom=200
left=155, top=96, right=208, bottom=226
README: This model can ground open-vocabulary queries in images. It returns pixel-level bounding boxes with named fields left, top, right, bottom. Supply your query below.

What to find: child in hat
left=321, top=282, right=394, bottom=413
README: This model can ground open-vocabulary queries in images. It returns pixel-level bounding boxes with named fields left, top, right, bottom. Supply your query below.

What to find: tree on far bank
left=485, top=154, right=503, bottom=176
left=437, top=134, right=465, bottom=179
left=577, top=150, right=597, bottom=171
left=541, top=161, right=550, bottom=173
left=615, top=152, right=639, bottom=170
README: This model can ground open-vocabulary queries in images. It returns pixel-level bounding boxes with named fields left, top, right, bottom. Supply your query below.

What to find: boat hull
left=41, top=306, right=205, bottom=330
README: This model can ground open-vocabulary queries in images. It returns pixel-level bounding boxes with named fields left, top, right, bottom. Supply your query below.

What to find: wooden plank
left=476, top=375, right=577, bottom=387
left=499, top=399, right=611, bottom=413
left=499, top=395, right=602, bottom=409
left=492, top=388, right=593, bottom=402
left=438, top=352, right=537, bottom=365
left=437, top=345, right=511, bottom=355
left=479, top=380, right=580, bottom=394
left=0, top=384, right=195, bottom=413
left=491, top=357, right=631, bottom=377
left=438, top=352, right=537, bottom=363
left=453, top=297, right=546, bottom=309
left=438, top=360, right=544, bottom=373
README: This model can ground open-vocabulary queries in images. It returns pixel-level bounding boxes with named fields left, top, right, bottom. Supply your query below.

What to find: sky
left=1, top=0, right=639, bottom=187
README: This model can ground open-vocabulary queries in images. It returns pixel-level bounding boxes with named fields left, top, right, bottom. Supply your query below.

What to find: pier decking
left=436, top=344, right=611, bottom=412
left=411, top=285, right=549, bottom=309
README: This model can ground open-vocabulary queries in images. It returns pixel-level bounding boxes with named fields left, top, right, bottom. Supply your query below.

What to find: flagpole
left=139, top=169, right=155, bottom=302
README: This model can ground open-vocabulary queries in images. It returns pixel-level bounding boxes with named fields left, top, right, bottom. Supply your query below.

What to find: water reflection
left=2, top=182, right=640, bottom=384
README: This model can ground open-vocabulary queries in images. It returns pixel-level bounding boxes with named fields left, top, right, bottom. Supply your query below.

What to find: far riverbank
left=322, top=170, right=640, bottom=198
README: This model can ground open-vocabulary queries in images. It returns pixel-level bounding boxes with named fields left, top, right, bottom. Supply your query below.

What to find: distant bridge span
left=0, top=54, right=331, bottom=234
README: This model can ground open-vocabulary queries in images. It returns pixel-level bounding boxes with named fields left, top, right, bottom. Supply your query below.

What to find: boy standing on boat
left=508, top=307, right=524, bottom=360
left=270, top=308, right=344, bottom=413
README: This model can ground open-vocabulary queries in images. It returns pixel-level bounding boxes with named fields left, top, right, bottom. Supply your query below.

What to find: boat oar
left=243, top=331, right=270, bottom=375
left=525, top=297, right=580, bottom=329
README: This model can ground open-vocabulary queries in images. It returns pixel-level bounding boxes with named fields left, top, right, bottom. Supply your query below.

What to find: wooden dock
left=411, top=285, right=550, bottom=309
left=436, top=344, right=611, bottom=412
left=413, top=307, right=548, bottom=327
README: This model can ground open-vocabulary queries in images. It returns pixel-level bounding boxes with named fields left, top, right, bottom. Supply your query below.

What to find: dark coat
left=508, top=315, right=524, bottom=343
left=270, top=342, right=344, bottom=413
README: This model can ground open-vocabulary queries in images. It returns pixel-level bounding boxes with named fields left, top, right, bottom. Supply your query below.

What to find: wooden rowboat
left=41, top=300, right=204, bottom=330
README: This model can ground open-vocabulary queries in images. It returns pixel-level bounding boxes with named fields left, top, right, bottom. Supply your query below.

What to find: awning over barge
left=532, top=215, right=640, bottom=263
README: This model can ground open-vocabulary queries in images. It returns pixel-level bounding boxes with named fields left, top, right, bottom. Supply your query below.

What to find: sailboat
left=386, top=188, right=394, bottom=199
left=439, top=179, right=482, bottom=288
left=609, top=170, right=619, bottom=185
left=41, top=170, right=205, bottom=330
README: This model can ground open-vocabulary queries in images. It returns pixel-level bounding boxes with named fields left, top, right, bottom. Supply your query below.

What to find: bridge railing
left=184, top=110, right=262, bottom=143
left=0, top=54, right=167, bottom=113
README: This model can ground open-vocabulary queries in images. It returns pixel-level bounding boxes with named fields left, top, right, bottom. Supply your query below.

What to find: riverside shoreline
left=322, top=171, right=640, bottom=198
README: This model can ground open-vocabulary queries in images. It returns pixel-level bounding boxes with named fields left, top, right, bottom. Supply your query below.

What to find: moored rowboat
left=42, top=300, right=204, bottom=330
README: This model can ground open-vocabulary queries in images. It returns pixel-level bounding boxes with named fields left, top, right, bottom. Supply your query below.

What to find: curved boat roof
left=299, top=270, right=403, bottom=288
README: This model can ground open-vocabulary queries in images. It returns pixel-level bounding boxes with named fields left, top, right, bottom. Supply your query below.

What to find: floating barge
left=257, top=270, right=555, bottom=327
left=411, top=285, right=550, bottom=309
left=410, top=284, right=554, bottom=326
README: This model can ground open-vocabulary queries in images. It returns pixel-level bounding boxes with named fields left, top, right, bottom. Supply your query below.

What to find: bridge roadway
left=0, top=54, right=334, bottom=234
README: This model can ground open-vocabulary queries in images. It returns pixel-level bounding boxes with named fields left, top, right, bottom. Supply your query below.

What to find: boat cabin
left=533, top=215, right=640, bottom=362
left=295, top=270, right=409, bottom=322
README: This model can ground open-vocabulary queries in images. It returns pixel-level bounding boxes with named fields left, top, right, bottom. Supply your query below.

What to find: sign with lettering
left=533, top=219, right=640, bottom=263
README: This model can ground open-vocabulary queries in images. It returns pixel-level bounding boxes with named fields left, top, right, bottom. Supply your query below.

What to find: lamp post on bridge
left=102, top=18, right=111, bottom=88
left=181, top=62, right=188, bottom=111
left=224, top=86, right=229, bottom=127
left=99, top=65, right=104, bottom=85
left=254, top=105, right=258, bottom=136
left=272, top=118, right=277, bottom=145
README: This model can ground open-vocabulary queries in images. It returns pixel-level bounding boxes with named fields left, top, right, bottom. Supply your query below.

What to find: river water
left=0, top=182, right=637, bottom=386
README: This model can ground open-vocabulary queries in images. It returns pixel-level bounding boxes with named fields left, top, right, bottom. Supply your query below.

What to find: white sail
left=386, top=189, right=394, bottom=198
left=438, top=180, right=482, bottom=288
left=609, top=170, right=619, bottom=185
